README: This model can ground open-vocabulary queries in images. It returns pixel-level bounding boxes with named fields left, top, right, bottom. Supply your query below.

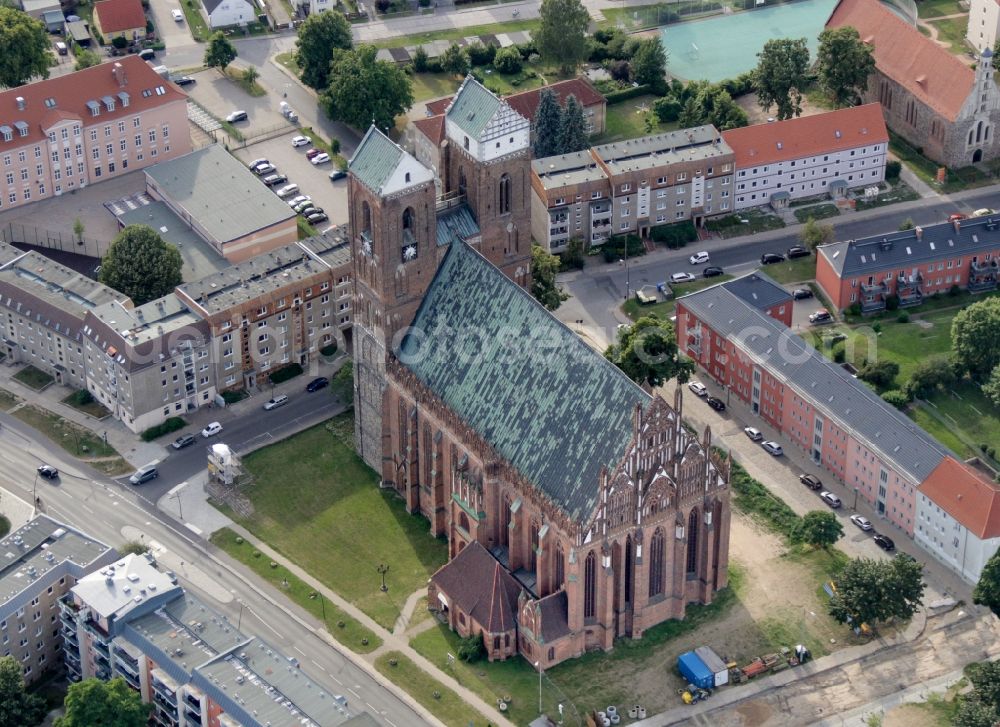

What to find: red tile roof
left=430, top=541, right=522, bottom=633
left=826, top=0, right=974, bottom=121
left=425, top=97, right=450, bottom=116
left=921, top=456, right=1000, bottom=539
left=721, top=104, right=888, bottom=168
left=94, top=0, right=147, bottom=33
left=0, top=56, right=185, bottom=150
left=412, top=114, right=445, bottom=146
left=504, top=78, right=606, bottom=121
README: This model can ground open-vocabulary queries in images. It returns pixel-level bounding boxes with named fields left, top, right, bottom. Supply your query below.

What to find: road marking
left=80, top=503, right=94, bottom=515
left=385, top=720, right=396, bottom=727
left=366, top=702, right=377, bottom=712
left=294, top=646, right=306, bottom=656
left=330, top=675, right=343, bottom=684
left=310, top=658, right=327, bottom=672
left=348, top=688, right=361, bottom=699
left=184, top=523, right=202, bottom=536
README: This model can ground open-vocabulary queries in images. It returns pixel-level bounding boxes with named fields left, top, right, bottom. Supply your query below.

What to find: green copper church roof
left=397, top=242, right=650, bottom=522
left=348, top=126, right=404, bottom=193
left=446, top=76, right=503, bottom=140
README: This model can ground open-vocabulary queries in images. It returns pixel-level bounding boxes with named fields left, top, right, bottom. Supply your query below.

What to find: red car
left=306, top=148, right=322, bottom=160
left=948, top=213, right=966, bottom=222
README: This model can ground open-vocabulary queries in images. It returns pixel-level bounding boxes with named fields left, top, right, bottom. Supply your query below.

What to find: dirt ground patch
left=737, top=91, right=832, bottom=126
left=885, top=703, right=951, bottom=727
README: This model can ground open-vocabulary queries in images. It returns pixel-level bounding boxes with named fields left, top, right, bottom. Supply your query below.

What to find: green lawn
left=852, top=180, right=920, bottom=211
left=622, top=274, right=733, bottom=320
left=13, top=365, right=54, bottom=391
left=210, top=527, right=382, bottom=653
left=411, top=72, right=460, bottom=103
left=763, top=255, right=816, bottom=285
left=793, top=204, right=840, bottom=223
left=223, top=415, right=449, bottom=629
left=918, top=0, right=964, bottom=18
left=374, top=19, right=540, bottom=49
left=928, top=16, right=971, bottom=54
left=275, top=51, right=298, bottom=72
left=705, top=208, right=786, bottom=238
left=11, top=404, right=130, bottom=475
left=61, top=391, right=110, bottom=419
left=917, top=382, right=1000, bottom=461
left=595, top=96, right=678, bottom=144
left=180, top=0, right=210, bottom=41
left=0, top=388, right=19, bottom=410
left=375, top=652, right=492, bottom=727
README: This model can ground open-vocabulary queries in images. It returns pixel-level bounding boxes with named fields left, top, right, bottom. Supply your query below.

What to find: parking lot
left=148, top=0, right=194, bottom=51
left=232, top=134, right=349, bottom=228
left=184, top=69, right=290, bottom=133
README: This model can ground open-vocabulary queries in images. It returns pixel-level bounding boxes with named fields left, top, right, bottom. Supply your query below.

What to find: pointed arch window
left=584, top=551, right=596, bottom=619
left=686, top=509, right=699, bottom=575
left=648, top=528, right=665, bottom=598
left=554, top=542, right=565, bottom=591
left=499, top=173, right=511, bottom=214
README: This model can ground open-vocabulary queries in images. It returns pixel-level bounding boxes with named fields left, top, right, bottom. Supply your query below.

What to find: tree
left=0, top=655, right=45, bottom=727
left=858, top=360, right=899, bottom=391
left=117, top=540, right=147, bottom=555
left=203, top=31, right=237, bottom=73
left=974, top=549, right=1000, bottom=617
left=412, top=45, right=429, bottom=72
left=793, top=510, right=843, bottom=549
left=799, top=217, right=835, bottom=249
left=98, top=225, right=183, bottom=306
left=816, top=26, right=875, bottom=107
left=295, top=10, right=352, bottom=90
left=111, top=35, right=128, bottom=49
left=983, top=364, right=1000, bottom=408
left=557, top=94, right=588, bottom=154
left=897, top=217, right=915, bottom=231
left=72, top=217, right=85, bottom=244
left=562, top=237, right=586, bottom=270
left=56, top=677, right=149, bottom=727
left=321, top=46, right=414, bottom=132
left=492, top=46, right=522, bottom=74
left=441, top=43, right=470, bottom=77
left=243, top=66, right=259, bottom=88
left=653, top=95, right=682, bottom=123
left=457, top=634, right=486, bottom=662
left=954, top=699, right=1000, bottom=727
left=968, top=661, right=1000, bottom=712
left=530, top=245, right=567, bottom=310
left=952, top=297, right=1000, bottom=379
left=604, top=315, right=694, bottom=387
left=828, top=554, right=924, bottom=629
left=678, top=83, right=748, bottom=130
left=880, top=389, right=910, bottom=409
left=74, top=49, right=101, bottom=70
left=532, top=88, right=563, bottom=158
left=535, top=0, right=589, bottom=74
left=754, top=37, right=810, bottom=121
left=905, top=354, right=956, bottom=399
left=0, top=7, right=50, bottom=87
left=631, top=37, right=668, bottom=92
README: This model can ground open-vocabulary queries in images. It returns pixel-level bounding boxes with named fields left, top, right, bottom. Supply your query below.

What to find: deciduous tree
left=631, top=37, right=668, bottom=93
left=74, top=49, right=101, bottom=70
left=535, top=0, right=589, bottom=74
left=0, top=7, right=50, bottom=87
left=441, top=42, right=470, bottom=77
left=905, top=354, right=956, bottom=399
left=557, top=94, right=588, bottom=154
left=0, top=655, right=45, bottom=727
left=792, top=510, right=843, bottom=549
left=951, top=297, right=1000, bottom=379
left=828, top=554, right=924, bottom=629
left=295, top=10, right=352, bottom=90
left=203, top=31, right=237, bottom=73
left=799, top=216, right=835, bottom=249
left=56, top=678, right=149, bottom=727
left=532, top=88, right=562, bottom=158
left=99, top=225, right=183, bottom=306
left=604, top=315, right=694, bottom=387
left=817, top=27, right=875, bottom=107
left=983, top=364, right=1000, bottom=408
left=754, top=37, right=810, bottom=120
left=678, top=83, right=748, bottom=130
left=530, top=245, right=567, bottom=310
left=858, top=360, right=899, bottom=392
left=974, top=548, right=1000, bottom=618
left=320, top=45, right=413, bottom=132
left=492, top=46, right=522, bottom=74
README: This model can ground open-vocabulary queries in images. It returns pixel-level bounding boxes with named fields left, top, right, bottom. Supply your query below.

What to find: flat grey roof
left=680, top=284, right=951, bottom=483
left=720, top=271, right=793, bottom=311
left=145, top=145, right=295, bottom=245
left=819, top=215, right=1000, bottom=277
left=0, top=249, right=121, bottom=316
left=71, top=553, right=180, bottom=623
left=532, top=150, right=608, bottom=191
left=299, top=229, right=351, bottom=269
left=0, top=241, right=23, bottom=267
left=0, top=516, right=113, bottom=615
left=593, top=125, right=732, bottom=176
left=118, top=201, right=229, bottom=282
left=87, top=294, right=203, bottom=347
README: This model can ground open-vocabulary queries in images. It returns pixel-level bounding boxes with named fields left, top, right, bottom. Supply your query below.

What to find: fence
left=0, top=222, right=107, bottom=259
left=226, top=120, right=298, bottom=149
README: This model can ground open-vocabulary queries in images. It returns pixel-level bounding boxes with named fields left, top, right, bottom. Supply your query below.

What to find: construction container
left=694, top=646, right=729, bottom=687
left=677, top=651, right=714, bottom=690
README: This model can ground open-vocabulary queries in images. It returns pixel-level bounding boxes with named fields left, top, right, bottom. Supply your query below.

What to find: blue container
left=677, top=650, right=714, bottom=689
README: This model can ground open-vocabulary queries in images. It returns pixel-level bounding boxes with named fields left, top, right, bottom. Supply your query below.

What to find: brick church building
left=348, top=77, right=731, bottom=668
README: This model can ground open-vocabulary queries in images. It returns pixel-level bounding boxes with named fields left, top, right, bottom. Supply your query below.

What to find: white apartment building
left=721, top=104, right=889, bottom=211
left=968, top=0, right=1000, bottom=52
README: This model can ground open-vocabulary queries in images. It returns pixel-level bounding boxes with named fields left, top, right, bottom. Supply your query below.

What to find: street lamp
left=237, top=599, right=245, bottom=631
left=377, top=563, right=390, bottom=592
left=535, top=661, right=543, bottom=714
left=32, top=471, right=38, bottom=510
left=309, top=591, right=327, bottom=622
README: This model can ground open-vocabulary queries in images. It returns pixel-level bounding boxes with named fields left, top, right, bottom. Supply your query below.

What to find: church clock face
left=403, top=244, right=417, bottom=262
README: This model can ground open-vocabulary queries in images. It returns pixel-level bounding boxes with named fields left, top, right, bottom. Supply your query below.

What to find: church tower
left=442, top=77, right=532, bottom=287
left=348, top=127, right=438, bottom=473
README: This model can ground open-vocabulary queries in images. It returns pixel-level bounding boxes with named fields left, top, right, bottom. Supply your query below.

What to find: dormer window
left=0, top=127, right=11, bottom=143
left=86, top=100, right=100, bottom=117
left=14, top=122, right=28, bottom=138
left=405, top=171, right=410, bottom=183
left=102, top=96, right=115, bottom=112
left=464, top=136, right=469, bottom=150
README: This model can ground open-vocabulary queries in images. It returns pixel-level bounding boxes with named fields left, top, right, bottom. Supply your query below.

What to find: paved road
left=0, top=416, right=421, bottom=727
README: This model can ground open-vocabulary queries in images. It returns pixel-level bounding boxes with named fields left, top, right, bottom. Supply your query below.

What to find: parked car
left=799, top=473, right=823, bottom=490
left=292, top=199, right=315, bottom=214
left=55, top=41, right=68, bottom=55
left=971, top=208, right=995, bottom=217
left=808, top=309, right=833, bottom=324
left=248, top=158, right=269, bottom=169
left=792, top=287, right=813, bottom=300
left=306, top=211, right=328, bottom=224
left=761, top=440, right=783, bottom=456
left=310, top=152, right=331, bottom=165
left=706, top=396, right=725, bottom=411
left=760, top=253, right=785, bottom=265
left=275, top=184, right=300, bottom=198
left=329, top=169, right=347, bottom=181
left=820, top=491, right=842, bottom=508
left=225, top=110, right=248, bottom=123
left=252, top=163, right=276, bottom=176
left=129, top=465, right=159, bottom=485
left=305, top=148, right=323, bottom=160
left=670, top=272, right=696, bottom=284
left=744, top=426, right=763, bottom=441
left=36, top=464, right=59, bottom=479
left=138, top=48, right=156, bottom=61
left=688, top=381, right=708, bottom=397
left=291, top=135, right=310, bottom=147
left=873, top=533, right=895, bottom=551
left=689, top=251, right=710, bottom=265
left=702, top=266, right=724, bottom=278
left=263, top=394, right=288, bottom=410
left=306, top=377, right=329, bottom=392
left=172, top=433, right=196, bottom=450
left=850, top=514, right=873, bottom=531
left=201, top=421, right=223, bottom=438
left=262, top=173, right=288, bottom=187
left=171, top=8, right=183, bottom=21
left=287, top=194, right=311, bottom=208
left=170, top=75, right=195, bottom=86
left=787, top=245, right=811, bottom=259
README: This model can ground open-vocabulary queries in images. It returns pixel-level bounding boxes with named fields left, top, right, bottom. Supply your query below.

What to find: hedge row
left=605, top=84, right=653, bottom=104
left=268, top=363, right=303, bottom=385
left=141, top=417, right=186, bottom=442
left=729, top=459, right=801, bottom=537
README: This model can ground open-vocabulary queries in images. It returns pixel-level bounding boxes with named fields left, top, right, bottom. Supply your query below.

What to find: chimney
left=915, top=226, right=923, bottom=240
left=953, top=218, right=961, bottom=233
left=112, top=62, right=126, bottom=88
left=15, top=96, right=25, bottom=111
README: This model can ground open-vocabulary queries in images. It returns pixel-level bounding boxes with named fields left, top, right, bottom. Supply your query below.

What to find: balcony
left=184, top=693, right=202, bottom=711
left=968, top=276, right=998, bottom=292
left=971, top=259, right=998, bottom=275
left=116, top=666, right=140, bottom=689
left=860, top=297, right=886, bottom=313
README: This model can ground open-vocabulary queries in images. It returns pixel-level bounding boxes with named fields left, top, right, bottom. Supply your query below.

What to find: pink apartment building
left=0, top=56, right=190, bottom=211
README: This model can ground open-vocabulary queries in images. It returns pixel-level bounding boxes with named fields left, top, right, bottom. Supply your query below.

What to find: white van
left=263, top=394, right=288, bottom=410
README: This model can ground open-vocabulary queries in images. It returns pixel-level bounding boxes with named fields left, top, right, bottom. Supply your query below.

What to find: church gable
left=349, top=126, right=434, bottom=197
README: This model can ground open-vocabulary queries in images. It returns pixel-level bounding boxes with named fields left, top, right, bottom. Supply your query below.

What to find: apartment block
left=0, top=516, right=115, bottom=685
left=721, top=104, right=888, bottom=210
left=61, top=554, right=367, bottom=727
left=0, top=56, right=190, bottom=212
left=530, top=125, right=735, bottom=252
left=816, top=216, right=1000, bottom=312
